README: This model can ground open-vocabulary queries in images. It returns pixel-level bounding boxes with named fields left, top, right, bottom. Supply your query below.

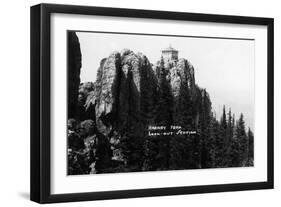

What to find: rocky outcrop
left=172, top=58, right=195, bottom=96
left=92, top=49, right=158, bottom=137
left=94, top=52, right=122, bottom=135
left=74, top=49, right=159, bottom=166
left=67, top=32, right=82, bottom=119
left=154, top=58, right=196, bottom=98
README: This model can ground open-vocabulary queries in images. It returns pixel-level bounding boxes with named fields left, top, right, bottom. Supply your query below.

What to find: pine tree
left=153, top=56, right=174, bottom=170
left=170, top=82, right=194, bottom=169
left=198, top=90, right=212, bottom=168
left=221, top=106, right=228, bottom=145
left=224, top=108, right=234, bottom=165
left=247, top=128, right=254, bottom=166
left=228, top=121, right=241, bottom=167
left=142, top=136, right=159, bottom=171
left=118, top=71, right=144, bottom=171
left=205, top=115, right=218, bottom=168
left=139, top=59, right=159, bottom=171
left=236, top=113, right=248, bottom=166
left=215, top=106, right=227, bottom=167
left=227, top=109, right=233, bottom=146
left=174, top=82, right=193, bottom=127
left=155, top=56, right=173, bottom=125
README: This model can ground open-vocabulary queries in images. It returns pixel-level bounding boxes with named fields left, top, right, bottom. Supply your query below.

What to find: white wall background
left=0, top=0, right=279, bottom=206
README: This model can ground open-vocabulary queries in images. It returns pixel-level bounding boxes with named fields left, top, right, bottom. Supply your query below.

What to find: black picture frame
left=30, top=3, right=274, bottom=204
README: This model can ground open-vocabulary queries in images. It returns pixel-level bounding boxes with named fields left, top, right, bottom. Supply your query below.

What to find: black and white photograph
left=67, top=31, right=255, bottom=175
left=28, top=3, right=273, bottom=204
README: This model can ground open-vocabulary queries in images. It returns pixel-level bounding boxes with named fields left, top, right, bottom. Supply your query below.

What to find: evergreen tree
left=226, top=109, right=234, bottom=146
left=174, top=81, right=193, bottom=127
left=118, top=71, right=144, bottom=171
left=205, top=115, right=218, bottom=168
left=221, top=106, right=228, bottom=145
left=170, top=82, right=194, bottom=169
left=142, top=137, right=159, bottom=171
left=236, top=113, right=248, bottom=166
left=154, top=56, right=174, bottom=170
left=215, top=106, right=227, bottom=167
left=198, top=90, right=212, bottom=168
left=224, top=108, right=234, bottom=165
left=247, top=128, right=254, bottom=166
left=228, top=122, right=241, bottom=167
left=232, top=114, right=235, bottom=130
left=139, top=59, right=159, bottom=171
left=155, top=56, right=173, bottom=125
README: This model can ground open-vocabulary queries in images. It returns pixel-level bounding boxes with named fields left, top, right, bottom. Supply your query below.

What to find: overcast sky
left=76, top=32, right=255, bottom=130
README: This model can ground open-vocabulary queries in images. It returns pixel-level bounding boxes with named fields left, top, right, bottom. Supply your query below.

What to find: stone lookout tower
left=161, top=45, right=178, bottom=61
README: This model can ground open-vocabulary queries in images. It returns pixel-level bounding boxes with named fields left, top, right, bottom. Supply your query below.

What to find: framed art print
left=30, top=3, right=274, bottom=203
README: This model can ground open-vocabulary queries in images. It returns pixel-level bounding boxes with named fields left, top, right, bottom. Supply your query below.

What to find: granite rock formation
left=154, top=58, right=196, bottom=97
left=92, top=49, right=158, bottom=137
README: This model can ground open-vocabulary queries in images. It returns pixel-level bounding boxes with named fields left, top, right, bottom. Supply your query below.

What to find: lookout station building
left=161, top=45, right=179, bottom=61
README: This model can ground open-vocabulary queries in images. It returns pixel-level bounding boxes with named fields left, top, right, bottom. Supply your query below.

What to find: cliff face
left=94, top=52, right=122, bottom=136
left=154, top=58, right=196, bottom=98
left=90, top=49, right=158, bottom=137
left=67, top=32, right=82, bottom=119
